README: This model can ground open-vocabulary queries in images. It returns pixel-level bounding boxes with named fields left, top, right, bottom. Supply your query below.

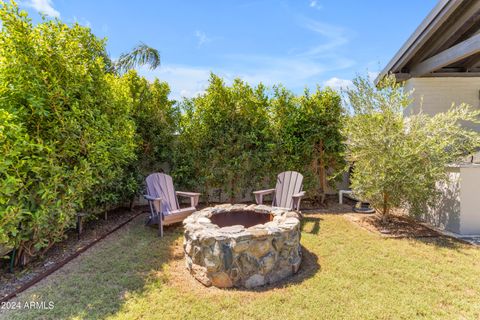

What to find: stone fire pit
left=183, top=204, right=302, bottom=288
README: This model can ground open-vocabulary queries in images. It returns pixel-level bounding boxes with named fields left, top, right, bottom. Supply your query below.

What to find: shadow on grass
left=4, top=214, right=182, bottom=320
left=301, top=215, right=323, bottom=235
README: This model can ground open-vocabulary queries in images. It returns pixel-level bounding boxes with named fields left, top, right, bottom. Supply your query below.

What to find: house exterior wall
left=424, top=165, right=480, bottom=235
left=459, top=166, right=480, bottom=235
left=404, top=77, right=480, bottom=132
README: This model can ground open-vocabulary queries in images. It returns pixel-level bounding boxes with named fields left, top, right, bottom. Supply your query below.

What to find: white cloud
left=138, top=19, right=354, bottom=100
left=139, top=53, right=354, bottom=100
left=195, top=30, right=212, bottom=47
left=24, top=0, right=60, bottom=18
left=323, top=77, right=353, bottom=91
left=140, top=65, right=212, bottom=100
left=298, top=18, right=348, bottom=56
left=309, top=0, right=322, bottom=10
left=222, top=53, right=353, bottom=88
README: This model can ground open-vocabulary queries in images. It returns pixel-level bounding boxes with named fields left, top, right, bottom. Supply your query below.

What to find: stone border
left=183, top=204, right=302, bottom=288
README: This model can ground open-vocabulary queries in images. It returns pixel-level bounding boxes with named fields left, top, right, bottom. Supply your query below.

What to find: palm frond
left=115, top=43, right=161, bottom=74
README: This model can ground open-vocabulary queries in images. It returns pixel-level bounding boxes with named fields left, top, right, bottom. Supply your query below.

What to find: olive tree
left=346, top=75, right=480, bottom=222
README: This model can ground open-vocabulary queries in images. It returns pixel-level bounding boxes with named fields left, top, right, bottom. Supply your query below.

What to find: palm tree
left=112, top=43, right=161, bottom=74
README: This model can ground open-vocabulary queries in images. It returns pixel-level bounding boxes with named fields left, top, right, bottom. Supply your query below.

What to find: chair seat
left=146, top=207, right=196, bottom=226
left=164, top=207, right=196, bottom=225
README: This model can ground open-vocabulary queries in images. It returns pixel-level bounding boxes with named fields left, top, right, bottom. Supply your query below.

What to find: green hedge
left=174, top=74, right=275, bottom=202
left=173, top=75, right=345, bottom=203
left=0, top=4, right=136, bottom=262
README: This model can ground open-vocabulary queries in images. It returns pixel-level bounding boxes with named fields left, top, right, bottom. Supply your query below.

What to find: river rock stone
left=183, top=204, right=302, bottom=288
left=245, top=274, right=265, bottom=288
left=210, top=271, right=233, bottom=288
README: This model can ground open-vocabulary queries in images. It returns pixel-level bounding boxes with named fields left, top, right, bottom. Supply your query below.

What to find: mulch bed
left=0, top=206, right=146, bottom=301
left=345, top=213, right=442, bottom=238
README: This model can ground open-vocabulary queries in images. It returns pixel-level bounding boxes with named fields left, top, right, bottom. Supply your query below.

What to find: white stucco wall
left=460, top=166, right=480, bottom=235
left=425, top=164, right=480, bottom=235
left=404, top=77, right=480, bottom=132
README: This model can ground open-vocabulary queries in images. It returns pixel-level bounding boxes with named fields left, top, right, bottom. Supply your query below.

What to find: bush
left=345, top=75, right=480, bottom=221
left=174, top=74, right=274, bottom=202
left=271, top=86, right=345, bottom=203
left=0, top=2, right=136, bottom=261
left=174, top=74, right=346, bottom=203
left=112, top=70, right=179, bottom=196
left=0, top=2, right=348, bottom=264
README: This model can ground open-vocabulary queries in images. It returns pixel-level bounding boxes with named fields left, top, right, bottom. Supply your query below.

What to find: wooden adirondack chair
left=144, top=173, right=201, bottom=237
left=253, top=171, right=305, bottom=211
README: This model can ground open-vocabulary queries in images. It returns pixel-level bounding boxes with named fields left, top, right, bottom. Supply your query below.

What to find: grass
left=2, top=212, right=480, bottom=320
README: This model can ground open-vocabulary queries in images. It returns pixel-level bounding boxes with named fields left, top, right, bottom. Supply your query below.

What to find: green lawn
left=3, top=212, right=480, bottom=320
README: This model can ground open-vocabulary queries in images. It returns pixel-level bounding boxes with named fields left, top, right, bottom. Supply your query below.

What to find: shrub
left=345, top=75, right=480, bottom=222
left=112, top=70, right=179, bottom=197
left=174, top=74, right=274, bottom=202
left=0, top=2, right=136, bottom=262
left=271, top=85, right=346, bottom=203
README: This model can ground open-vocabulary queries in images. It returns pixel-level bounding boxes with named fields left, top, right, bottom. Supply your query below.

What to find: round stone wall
left=183, top=204, right=302, bottom=289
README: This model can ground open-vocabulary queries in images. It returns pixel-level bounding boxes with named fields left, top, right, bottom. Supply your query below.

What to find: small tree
left=346, top=75, right=480, bottom=222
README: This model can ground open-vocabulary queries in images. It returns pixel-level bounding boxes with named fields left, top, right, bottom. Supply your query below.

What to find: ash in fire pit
left=210, top=210, right=273, bottom=228
left=183, top=204, right=302, bottom=289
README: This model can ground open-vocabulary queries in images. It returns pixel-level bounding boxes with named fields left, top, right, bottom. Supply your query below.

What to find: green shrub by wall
left=111, top=70, right=179, bottom=199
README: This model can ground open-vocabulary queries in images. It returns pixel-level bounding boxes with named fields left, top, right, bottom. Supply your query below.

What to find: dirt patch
left=345, top=213, right=442, bottom=238
left=0, top=206, right=145, bottom=301
left=301, top=194, right=357, bottom=213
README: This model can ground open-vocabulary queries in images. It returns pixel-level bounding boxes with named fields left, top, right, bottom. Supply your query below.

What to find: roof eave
left=375, top=0, right=460, bottom=85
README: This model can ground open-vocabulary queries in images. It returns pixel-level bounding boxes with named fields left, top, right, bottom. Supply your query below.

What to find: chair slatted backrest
left=145, top=173, right=179, bottom=214
left=273, top=171, right=303, bottom=209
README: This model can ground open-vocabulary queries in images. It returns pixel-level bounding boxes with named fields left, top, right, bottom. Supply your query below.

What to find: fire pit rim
left=183, top=204, right=301, bottom=239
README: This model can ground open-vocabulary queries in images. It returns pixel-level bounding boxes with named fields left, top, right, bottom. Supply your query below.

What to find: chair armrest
left=252, top=189, right=275, bottom=195
left=253, top=188, right=275, bottom=205
left=144, top=195, right=162, bottom=201
left=176, top=191, right=201, bottom=197
left=292, top=191, right=305, bottom=212
left=292, top=191, right=305, bottom=198
left=176, top=191, right=201, bottom=207
left=144, top=195, right=162, bottom=218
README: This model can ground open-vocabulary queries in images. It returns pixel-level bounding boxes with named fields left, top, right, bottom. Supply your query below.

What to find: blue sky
left=20, top=0, right=437, bottom=99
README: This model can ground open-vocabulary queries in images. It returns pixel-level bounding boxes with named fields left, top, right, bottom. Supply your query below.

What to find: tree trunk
left=204, top=182, right=210, bottom=206
left=382, top=192, right=390, bottom=224
left=318, top=141, right=327, bottom=204
left=229, top=178, right=235, bottom=203
left=129, top=197, right=135, bottom=211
